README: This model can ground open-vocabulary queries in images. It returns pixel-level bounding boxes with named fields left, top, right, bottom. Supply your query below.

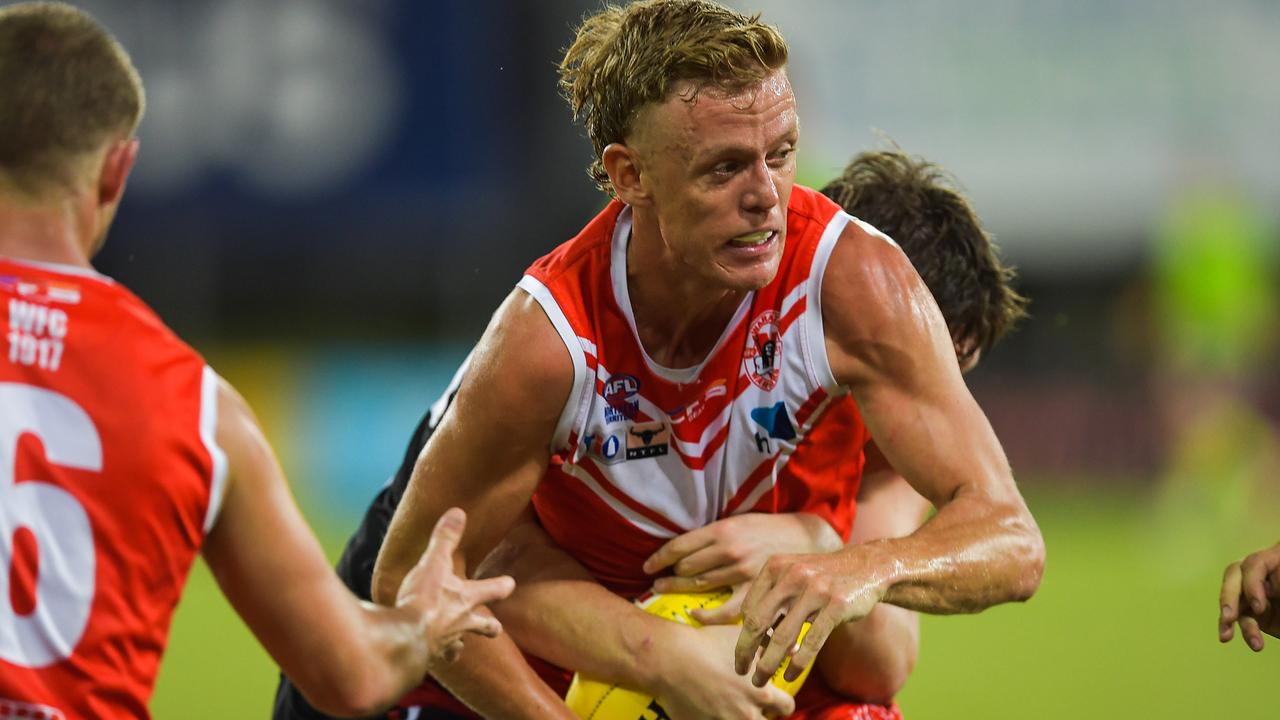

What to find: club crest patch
left=743, top=309, right=781, bottom=390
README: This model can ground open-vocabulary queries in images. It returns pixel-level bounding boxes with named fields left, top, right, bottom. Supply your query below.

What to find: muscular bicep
left=824, top=228, right=1018, bottom=508
left=373, top=289, right=574, bottom=602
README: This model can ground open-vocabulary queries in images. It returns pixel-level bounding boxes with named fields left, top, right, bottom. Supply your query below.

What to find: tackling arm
left=479, top=513, right=797, bottom=719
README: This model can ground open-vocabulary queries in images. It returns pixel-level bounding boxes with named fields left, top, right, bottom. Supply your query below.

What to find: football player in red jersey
left=0, top=4, right=512, bottom=718
left=366, top=1, right=1043, bottom=718
left=273, top=149, right=1028, bottom=720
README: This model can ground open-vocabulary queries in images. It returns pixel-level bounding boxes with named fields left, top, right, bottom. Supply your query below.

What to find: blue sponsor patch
left=750, top=402, right=796, bottom=441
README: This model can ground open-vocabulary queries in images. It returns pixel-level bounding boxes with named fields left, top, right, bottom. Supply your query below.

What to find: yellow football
left=563, top=589, right=813, bottom=719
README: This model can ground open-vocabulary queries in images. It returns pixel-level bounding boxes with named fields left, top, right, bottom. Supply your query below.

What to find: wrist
left=843, top=540, right=899, bottom=602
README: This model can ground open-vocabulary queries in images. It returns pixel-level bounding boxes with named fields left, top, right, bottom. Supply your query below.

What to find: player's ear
left=603, top=143, right=651, bottom=207
left=98, top=137, right=139, bottom=208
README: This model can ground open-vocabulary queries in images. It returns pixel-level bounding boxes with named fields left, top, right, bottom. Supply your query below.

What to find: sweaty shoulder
left=465, top=288, right=576, bottom=436
left=820, top=219, right=953, bottom=390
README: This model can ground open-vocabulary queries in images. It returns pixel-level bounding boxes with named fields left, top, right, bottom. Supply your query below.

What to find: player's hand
left=396, top=508, right=516, bottom=666
left=1219, top=542, right=1280, bottom=651
left=643, top=512, right=842, bottom=594
left=732, top=550, right=884, bottom=687
left=655, top=623, right=795, bottom=720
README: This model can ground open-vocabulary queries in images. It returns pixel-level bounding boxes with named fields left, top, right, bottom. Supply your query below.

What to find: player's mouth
left=726, top=230, right=779, bottom=253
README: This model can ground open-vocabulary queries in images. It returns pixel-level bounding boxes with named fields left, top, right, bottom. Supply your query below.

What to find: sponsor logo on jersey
left=582, top=431, right=626, bottom=465
left=626, top=420, right=669, bottom=460
left=743, top=310, right=781, bottom=390
left=750, top=401, right=796, bottom=441
left=603, top=373, right=641, bottom=423
left=669, top=379, right=728, bottom=425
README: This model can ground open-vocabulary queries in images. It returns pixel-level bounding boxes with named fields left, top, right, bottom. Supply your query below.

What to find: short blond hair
left=0, top=2, right=145, bottom=196
left=560, top=0, right=788, bottom=194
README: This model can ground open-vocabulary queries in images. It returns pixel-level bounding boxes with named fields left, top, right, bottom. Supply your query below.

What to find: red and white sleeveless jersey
left=0, top=257, right=226, bottom=720
left=526, top=185, right=881, bottom=597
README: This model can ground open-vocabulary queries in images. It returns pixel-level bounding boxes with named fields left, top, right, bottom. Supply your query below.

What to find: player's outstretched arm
left=734, top=225, right=1044, bottom=686
left=1220, top=542, right=1280, bottom=651
left=202, top=378, right=514, bottom=718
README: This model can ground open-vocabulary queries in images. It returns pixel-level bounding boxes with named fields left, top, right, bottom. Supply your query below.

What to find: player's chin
left=716, top=246, right=783, bottom=291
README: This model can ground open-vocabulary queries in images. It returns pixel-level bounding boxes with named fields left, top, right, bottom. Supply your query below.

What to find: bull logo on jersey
left=603, top=373, right=641, bottom=423
left=626, top=420, right=669, bottom=460
left=743, top=310, right=781, bottom=390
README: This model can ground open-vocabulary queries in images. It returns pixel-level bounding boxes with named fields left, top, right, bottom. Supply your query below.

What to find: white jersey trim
left=850, top=216, right=902, bottom=250
left=803, top=211, right=852, bottom=394
left=517, top=275, right=593, bottom=452
left=200, top=366, right=229, bottom=534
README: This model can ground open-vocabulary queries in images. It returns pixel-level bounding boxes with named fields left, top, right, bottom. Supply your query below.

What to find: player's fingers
left=784, top=604, right=840, bottom=683
left=735, top=567, right=788, bottom=675
left=1241, top=554, right=1271, bottom=617
left=672, top=543, right=736, bottom=579
left=655, top=563, right=742, bottom=594
left=1220, top=561, right=1243, bottom=635
left=752, top=593, right=818, bottom=688
left=691, top=583, right=748, bottom=625
left=464, top=574, right=516, bottom=606
left=643, top=528, right=715, bottom=575
left=437, top=638, right=465, bottom=664
left=461, top=610, right=504, bottom=638
left=1239, top=615, right=1265, bottom=652
left=756, top=683, right=795, bottom=719
left=421, top=507, right=467, bottom=572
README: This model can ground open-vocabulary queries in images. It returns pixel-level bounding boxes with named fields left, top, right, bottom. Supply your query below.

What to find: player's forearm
left=476, top=517, right=674, bottom=692
left=282, top=601, right=434, bottom=717
left=429, top=632, right=579, bottom=720
left=497, top=576, right=676, bottom=692
left=867, top=487, right=1043, bottom=613
left=817, top=604, right=918, bottom=704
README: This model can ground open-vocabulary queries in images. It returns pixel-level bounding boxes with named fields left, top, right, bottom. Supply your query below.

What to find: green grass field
left=150, top=484, right=1277, bottom=718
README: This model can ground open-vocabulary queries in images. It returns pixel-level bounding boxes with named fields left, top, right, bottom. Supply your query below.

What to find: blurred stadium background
left=21, top=0, right=1279, bottom=716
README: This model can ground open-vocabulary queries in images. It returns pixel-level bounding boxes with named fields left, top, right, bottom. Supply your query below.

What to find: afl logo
left=743, top=310, right=781, bottom=390
left=603, top=373, right=641, bottom=423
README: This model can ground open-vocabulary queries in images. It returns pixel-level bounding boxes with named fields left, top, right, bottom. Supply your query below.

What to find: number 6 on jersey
left=0, top=383, right=101, bottom=668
